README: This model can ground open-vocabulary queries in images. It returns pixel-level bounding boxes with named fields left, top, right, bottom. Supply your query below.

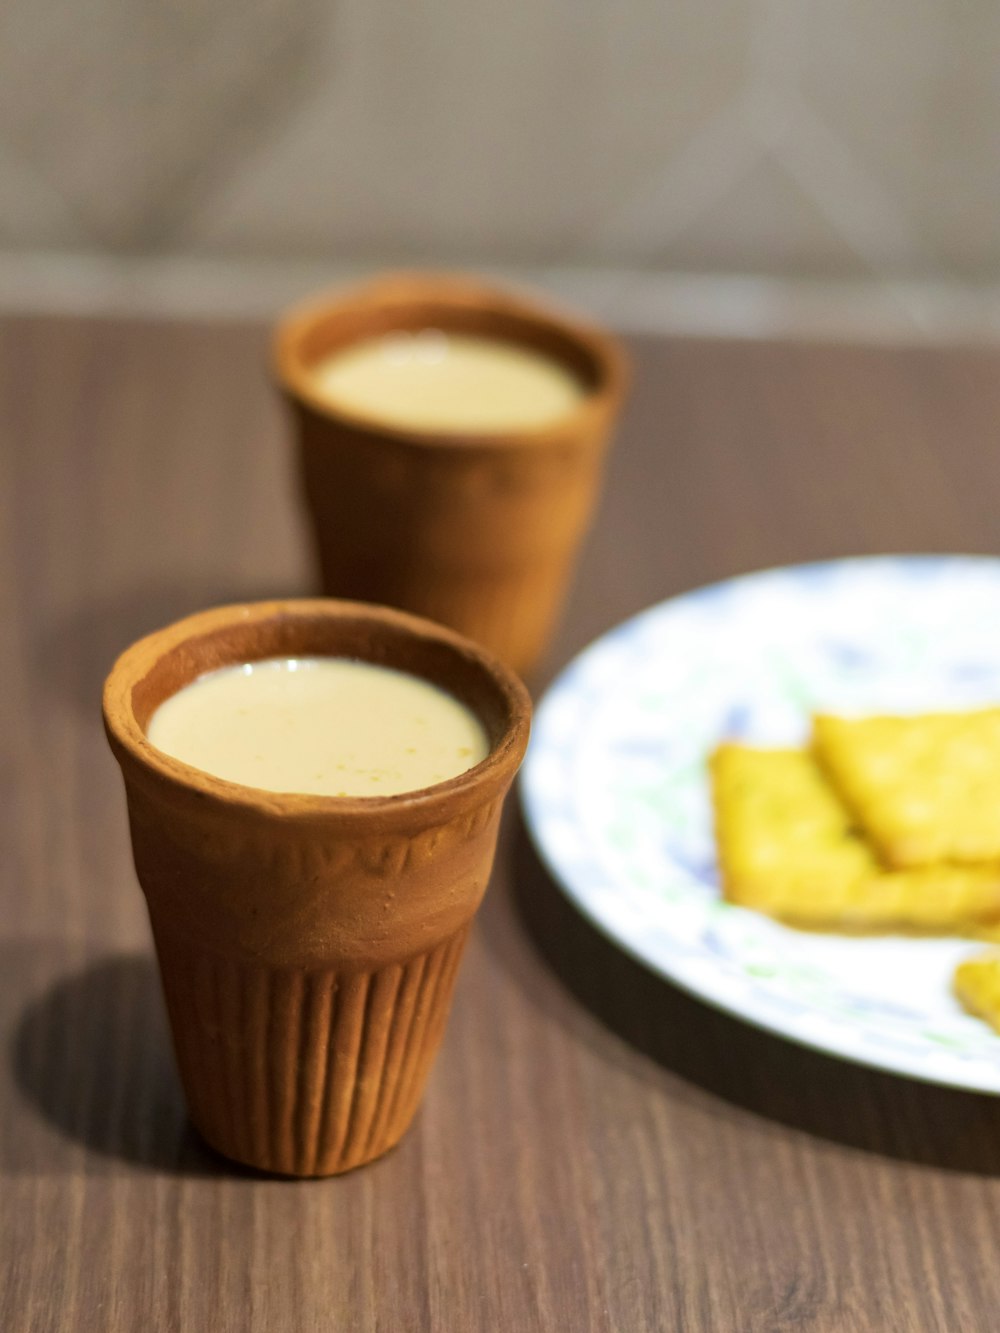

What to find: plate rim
left=521, top=553, right=1000, bottom=1095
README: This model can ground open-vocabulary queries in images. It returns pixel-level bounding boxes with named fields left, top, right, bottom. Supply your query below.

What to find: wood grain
left=4, top=315, right=1000, bottom=1331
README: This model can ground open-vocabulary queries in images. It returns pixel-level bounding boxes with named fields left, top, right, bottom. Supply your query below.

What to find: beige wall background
left=1, top=0, right=998, bottom=304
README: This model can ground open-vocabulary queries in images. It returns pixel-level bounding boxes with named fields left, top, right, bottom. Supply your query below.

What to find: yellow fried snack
left=954, top=952, right=1000, bottom=1033
left=813, top=709, right=1000, bottom=869
left=710, top=743, right=1000, bottom=931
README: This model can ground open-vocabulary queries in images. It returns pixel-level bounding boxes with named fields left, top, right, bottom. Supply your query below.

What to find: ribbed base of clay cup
left=102, top=597, right=532, bottom=1179
left=152, top=922, right=471, bottom=1177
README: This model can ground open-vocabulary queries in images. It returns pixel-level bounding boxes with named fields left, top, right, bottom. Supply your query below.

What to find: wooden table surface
left=5, top=315, right=1000, bottom=1332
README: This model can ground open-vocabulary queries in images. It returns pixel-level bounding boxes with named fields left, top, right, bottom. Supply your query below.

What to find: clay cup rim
left=103, top=598, right=532, bottom=827
left=272, top=270, right=630, bottom=448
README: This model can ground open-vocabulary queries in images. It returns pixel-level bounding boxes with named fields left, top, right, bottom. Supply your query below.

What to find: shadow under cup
left=274, top=273, right=630, bottom=677
left=102, top=599, right=532, bottom=1176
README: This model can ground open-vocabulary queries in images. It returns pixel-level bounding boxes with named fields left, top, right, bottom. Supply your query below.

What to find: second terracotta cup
left=103, top=599, right=531, bottom=1176
left=274, top=272, right=629, bottom=677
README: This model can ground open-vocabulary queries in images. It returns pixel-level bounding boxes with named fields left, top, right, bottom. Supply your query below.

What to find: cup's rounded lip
left=272, top=269, right=630, bottom=448
left=102, top=598, right=532, bottom=824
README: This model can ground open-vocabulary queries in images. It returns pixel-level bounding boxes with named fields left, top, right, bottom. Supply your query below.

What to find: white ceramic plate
left=521, top=556, right=1000, bottom=1093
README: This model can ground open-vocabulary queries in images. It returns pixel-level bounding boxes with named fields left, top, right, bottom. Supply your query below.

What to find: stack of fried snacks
left=710, top=707, right=1000, bottom=1034
left=813, top=710, right=1000, bottom=869
left=710, top=743, right=1000, bottom=933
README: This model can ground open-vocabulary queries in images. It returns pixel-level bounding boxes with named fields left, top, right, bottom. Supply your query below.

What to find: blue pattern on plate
left=522, top=556, right=1000, bottom=1094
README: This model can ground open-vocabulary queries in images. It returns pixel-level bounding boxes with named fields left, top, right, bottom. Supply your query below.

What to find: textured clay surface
left=274, top=272, right=630, bottom=676
left=103, top=598, right=531, bottom=1174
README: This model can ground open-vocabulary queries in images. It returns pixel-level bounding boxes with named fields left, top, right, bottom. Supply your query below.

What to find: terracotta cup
left=103, top=599, right=531, bottom=1176
left=274, top=272, right=630, bottom=678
